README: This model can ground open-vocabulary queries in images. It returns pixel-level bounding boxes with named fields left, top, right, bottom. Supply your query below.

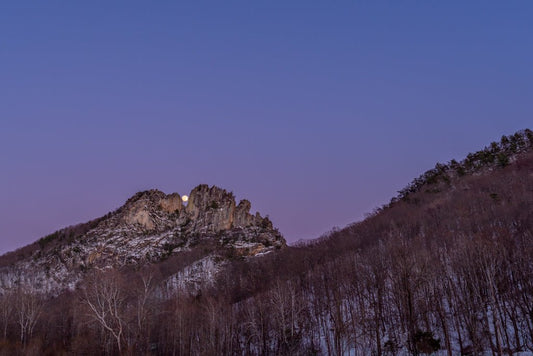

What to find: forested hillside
left=0, top=130, right=531, bottom=355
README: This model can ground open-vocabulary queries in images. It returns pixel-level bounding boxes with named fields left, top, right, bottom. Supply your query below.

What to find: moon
left=181, top=195, right=189, bottom=202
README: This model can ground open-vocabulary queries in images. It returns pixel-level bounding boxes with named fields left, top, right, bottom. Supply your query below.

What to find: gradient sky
left=1, top=1, right=532, bottom=254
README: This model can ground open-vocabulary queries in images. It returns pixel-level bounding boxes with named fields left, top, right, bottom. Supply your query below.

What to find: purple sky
left=1, top=1, right=532, bottom=254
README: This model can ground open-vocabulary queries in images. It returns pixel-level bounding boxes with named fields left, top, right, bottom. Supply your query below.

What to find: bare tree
left=0, top=289, right=13, bottom=340
left=130, top=269, right=157, bottom=352
left=81, top=270, right=127, bottom=354
left=14, top=287, right=43, bottom=345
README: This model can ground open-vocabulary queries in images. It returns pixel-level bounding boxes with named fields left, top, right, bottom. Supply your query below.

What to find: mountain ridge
left=0, top=130, right=531, bottom=355
left=362, top=128, right=533, bottom=216
left=0, top=184, right=285, bottom=293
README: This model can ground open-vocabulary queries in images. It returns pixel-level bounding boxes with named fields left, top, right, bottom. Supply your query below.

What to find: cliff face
left=104, top=185, right=274, bottom=235
left=0, top=185, right=286, bottom=293
left=185, top=184, right=236, bottom=232
left=184, top=185, right=270, bottom=232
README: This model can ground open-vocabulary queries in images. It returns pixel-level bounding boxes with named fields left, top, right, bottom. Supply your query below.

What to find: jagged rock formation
left=0, top=185, right=285, bottom=293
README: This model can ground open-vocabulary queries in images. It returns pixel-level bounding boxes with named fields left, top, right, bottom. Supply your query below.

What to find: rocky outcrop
left=160, top=193, right=183, bottom=213
left=0, top=184, right=286, bottom=294
left=113, top=185, right=274, bottom=235
left=234, top=199, right=270, bottom=228
left=185, top=185, right=236, bottom=232
left=181, top=185, right=273, bottom=233
left=120, top=190, right=169, bottom=230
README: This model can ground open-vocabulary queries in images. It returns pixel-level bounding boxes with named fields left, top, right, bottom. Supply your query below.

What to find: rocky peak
left=111, top=184, right=286, bottom=254
left=235, top=199, right=269, bottom=229
left=0, top=184, right=286, bottom=293
left=182, top=185, right=271, bottom=233
left=120, top=190, right=176, bottom=230
left=110, top=184, right=275, bottom=236
left=159, top=193, right=184, bottom=213
left=185, top=185, right=236, bottom=232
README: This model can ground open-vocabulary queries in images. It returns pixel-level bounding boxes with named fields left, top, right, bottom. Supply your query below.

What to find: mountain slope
left=0, top=184, right=285, bottom=293
left=0, top=130, right=531, bottom=355
left=247, top=129, right=533, bottom=355
left=202, top=129, right=533, bottom=355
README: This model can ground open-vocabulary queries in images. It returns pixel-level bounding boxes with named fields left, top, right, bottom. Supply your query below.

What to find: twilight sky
left=1, top=1, right=532, bottom=254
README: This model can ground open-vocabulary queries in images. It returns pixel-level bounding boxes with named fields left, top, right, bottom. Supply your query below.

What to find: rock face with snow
left=185, top=184, right=237, bottom=232
left=0, top=185, right=286, bottom=293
